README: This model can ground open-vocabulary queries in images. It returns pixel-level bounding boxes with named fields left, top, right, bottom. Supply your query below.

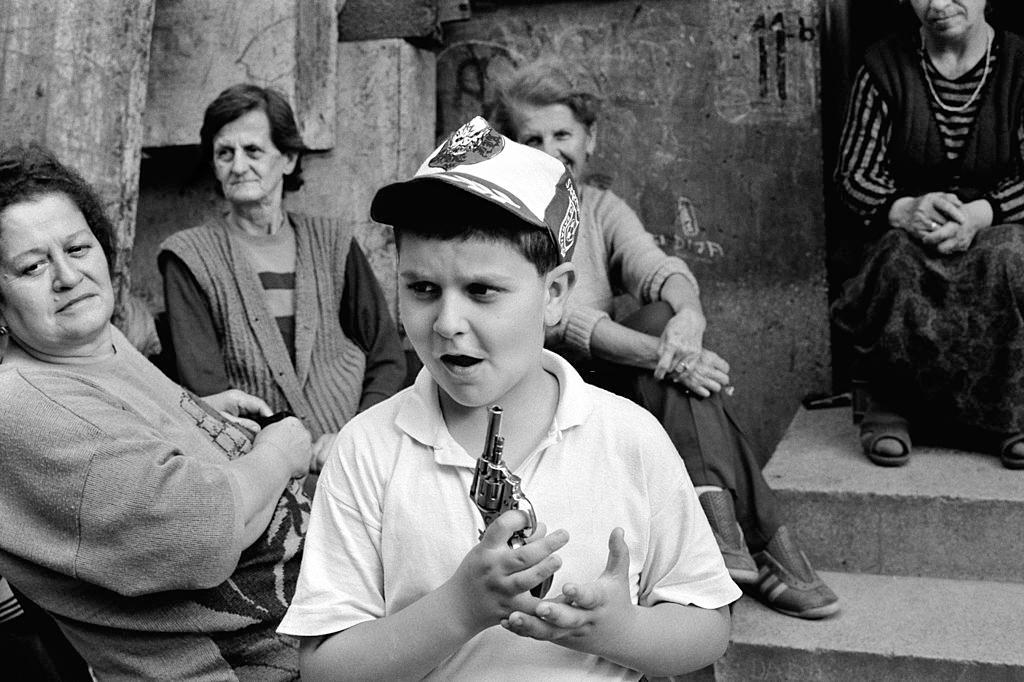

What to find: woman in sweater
left=160, top=84, right=406, bottom=470
left=833, top=0, right=1024, bottom=467
left=0, top=143, right=312, bottom=679
left=486, top=60, right=838, bottom=619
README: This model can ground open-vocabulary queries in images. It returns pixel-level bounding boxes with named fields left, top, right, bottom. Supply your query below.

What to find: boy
left=277, top=117, right=741, bottom=680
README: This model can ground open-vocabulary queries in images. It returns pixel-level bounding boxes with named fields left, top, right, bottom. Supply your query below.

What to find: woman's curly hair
left=0, top=143, right=115, bottom=266
left=485, top=59, right=601, bottom=138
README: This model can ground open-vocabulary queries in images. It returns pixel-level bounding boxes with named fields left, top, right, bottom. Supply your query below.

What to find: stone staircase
left=715, top=407, right=1024, bottom=681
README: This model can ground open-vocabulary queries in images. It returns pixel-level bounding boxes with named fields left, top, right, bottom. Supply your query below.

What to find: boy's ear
left=544, top=262, right=576, bottom=327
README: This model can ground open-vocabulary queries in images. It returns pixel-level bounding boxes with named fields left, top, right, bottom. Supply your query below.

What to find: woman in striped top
left=161, top=85, right=407, bottom=474
left=832, top=0, right=1024, bottom=468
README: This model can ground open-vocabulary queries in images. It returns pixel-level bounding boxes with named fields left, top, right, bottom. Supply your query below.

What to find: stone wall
left=437, top=0, right=831, bottom=455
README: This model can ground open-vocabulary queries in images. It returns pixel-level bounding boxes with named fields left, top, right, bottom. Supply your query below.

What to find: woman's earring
left=0, top=325, right=7, bottom=362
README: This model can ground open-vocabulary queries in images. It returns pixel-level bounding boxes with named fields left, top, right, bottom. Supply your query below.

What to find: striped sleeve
left=834, top=66, right=896, bottom=227
left=924, top=47, right=1024, bottom=224
left=984, top=114, right=1024, bottom=223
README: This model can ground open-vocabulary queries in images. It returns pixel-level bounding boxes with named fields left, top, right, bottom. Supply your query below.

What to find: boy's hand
left=445, top=510, right=568, bottom=633
left=502, top=527, right=636, bottom=654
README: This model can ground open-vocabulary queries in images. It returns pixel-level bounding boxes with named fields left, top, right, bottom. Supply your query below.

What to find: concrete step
left=764, top=407, right=1024, bottom=583
left=717, top=571, right=1024, bottom=681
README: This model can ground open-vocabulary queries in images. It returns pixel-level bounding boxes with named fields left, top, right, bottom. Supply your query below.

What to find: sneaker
left=699, top=490, right=759, bottom=585
left=752, top=525, right=840, bottom=619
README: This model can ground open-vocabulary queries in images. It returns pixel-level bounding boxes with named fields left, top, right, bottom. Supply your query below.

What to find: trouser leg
left=632, top=374, right=781, bottom=551
left=584, top=301, right=782, bottom=551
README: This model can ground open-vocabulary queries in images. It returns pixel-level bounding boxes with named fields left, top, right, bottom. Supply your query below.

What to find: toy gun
left=469, top=405, right=552, bottom=598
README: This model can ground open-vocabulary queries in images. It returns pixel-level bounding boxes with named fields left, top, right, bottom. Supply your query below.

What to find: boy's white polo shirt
left=279, top=350, right=740, bottom=680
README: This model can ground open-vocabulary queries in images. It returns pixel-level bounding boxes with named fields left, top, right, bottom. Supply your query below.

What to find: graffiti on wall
left=436, top=4, right=706, bottom=141
left=437, top=1, right=822, bottom=270
left=655, top=196, right=725, bottom=262
left=712, top=0, right=819, bottom=125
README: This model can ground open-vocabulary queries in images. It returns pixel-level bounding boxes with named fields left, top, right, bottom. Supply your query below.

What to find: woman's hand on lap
left=892, top=192, right=965, bottom=241
left=653, top=308, right=706, bottom=381
left=922, top=218, right=978, bottom=254
left=921, top=199, right=992, bottom=254
left=254, top=417, right=313, bottom=479
left=204, top=388, right=273, bottom=418
left=670, top=348, right=731, bottom=397
left=204, top=389, right=273, bottom=431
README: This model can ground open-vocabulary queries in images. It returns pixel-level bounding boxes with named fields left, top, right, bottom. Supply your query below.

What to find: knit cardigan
left=161, top=213, right=365, bottom=439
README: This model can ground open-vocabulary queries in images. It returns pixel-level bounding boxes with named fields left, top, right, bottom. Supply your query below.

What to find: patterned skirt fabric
left=832, top=225, right=1024, bottom=439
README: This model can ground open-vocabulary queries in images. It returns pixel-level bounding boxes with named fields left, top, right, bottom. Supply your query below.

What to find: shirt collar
left=394, top=350, right=592, bottom=467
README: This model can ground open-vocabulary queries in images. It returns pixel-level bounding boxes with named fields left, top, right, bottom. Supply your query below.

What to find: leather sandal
left=859, top=410, right=911, bottom=467
left=998, top=433, right=1024, bottom=470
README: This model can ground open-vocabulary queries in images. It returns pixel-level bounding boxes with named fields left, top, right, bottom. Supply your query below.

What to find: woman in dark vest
left=833, top=0, right=1024, bottom=467
left=160, top=84, right=406, bottom=472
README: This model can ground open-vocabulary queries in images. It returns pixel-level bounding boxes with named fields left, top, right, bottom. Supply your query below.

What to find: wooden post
left=288, top=39, right=437, bottom=321
left=0, top=0, right=156, bottom=325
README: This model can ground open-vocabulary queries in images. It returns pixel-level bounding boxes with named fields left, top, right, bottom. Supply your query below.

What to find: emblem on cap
left=428, top=117, right=505, bottom=171
left=557, top=177, right=580, bottom=260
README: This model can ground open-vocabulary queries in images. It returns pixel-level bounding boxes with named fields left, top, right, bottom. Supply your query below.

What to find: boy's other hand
left=501, top=527, right=636, bottom=654
left=445, top=510, right=568, bottom=633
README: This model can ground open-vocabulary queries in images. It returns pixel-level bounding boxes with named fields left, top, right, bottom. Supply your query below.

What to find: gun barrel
left=483, top=405, right=503, bottom=463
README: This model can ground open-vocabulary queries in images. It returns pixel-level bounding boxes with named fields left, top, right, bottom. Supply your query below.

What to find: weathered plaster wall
left=0, top=0, right=155, bottom=322
left=438, top=0, right=831, bottom=455
left=144, top=0, right=339, bottom=150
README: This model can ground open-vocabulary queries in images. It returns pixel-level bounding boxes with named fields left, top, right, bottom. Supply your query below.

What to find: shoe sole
left=866, top=451, right=909, bottom=467
left=770, top=600, right=841, bottom=620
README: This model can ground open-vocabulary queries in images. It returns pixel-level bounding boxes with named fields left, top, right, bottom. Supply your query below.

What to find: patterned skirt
left=832, top=225, right=1024, bottom=439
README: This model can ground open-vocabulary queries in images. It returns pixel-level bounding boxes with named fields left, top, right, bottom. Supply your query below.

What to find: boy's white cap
left=371, top=116, right=581, bottom=263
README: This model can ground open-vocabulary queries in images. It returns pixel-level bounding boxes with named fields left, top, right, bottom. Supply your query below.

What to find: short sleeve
left=633, top=413, right=741, bottom=609
left=277, top=426, right=386, bottom=636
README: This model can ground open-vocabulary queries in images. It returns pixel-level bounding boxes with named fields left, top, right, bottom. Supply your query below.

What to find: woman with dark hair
left=160, top=83, right=406, bottom=471
left=486, top=60, right=839, bottom=619
left=0, top=143, right=312, bottom=679
left=833, top=0, right=1024, bottom=467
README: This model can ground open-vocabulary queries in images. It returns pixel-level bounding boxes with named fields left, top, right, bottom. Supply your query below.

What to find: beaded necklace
left=921, top=27, right=992, bottom=114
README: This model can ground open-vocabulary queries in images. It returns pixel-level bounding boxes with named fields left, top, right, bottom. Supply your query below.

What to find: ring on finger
left=675, top=360, right=689, bottom=374
left=929, top=220, right=939, bottom=229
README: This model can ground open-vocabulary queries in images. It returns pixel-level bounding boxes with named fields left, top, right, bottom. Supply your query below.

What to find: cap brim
left=371, top=174, right=548, bottom=231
